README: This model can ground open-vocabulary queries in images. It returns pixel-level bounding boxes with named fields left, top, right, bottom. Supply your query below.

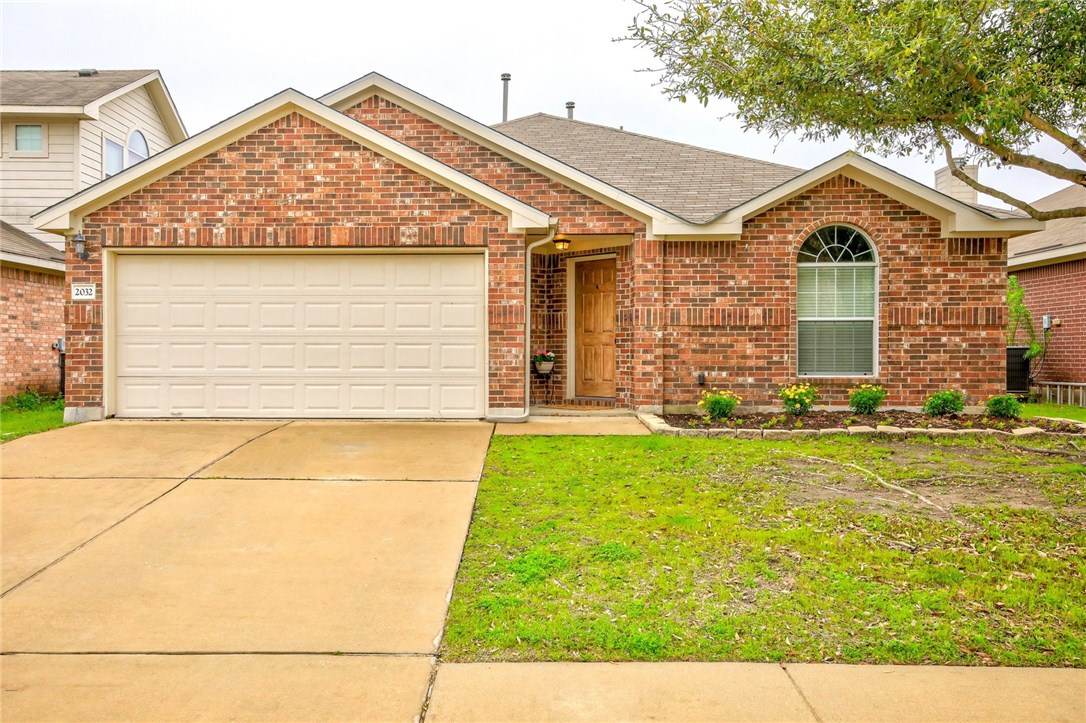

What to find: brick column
left=629, top=232, right=665, bottom=411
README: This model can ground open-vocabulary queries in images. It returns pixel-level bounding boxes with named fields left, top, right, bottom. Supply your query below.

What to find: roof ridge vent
left=77, top=69, right=99, bottom=77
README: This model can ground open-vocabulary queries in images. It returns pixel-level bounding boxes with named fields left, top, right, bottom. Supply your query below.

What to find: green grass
left=1023, top=402, right=1086, bottom=423
left=443, top=434, right=1086, bottom=667
left=1, top=399, right=67, bottom=442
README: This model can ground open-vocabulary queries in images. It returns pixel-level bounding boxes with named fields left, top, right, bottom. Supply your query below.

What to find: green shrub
left=779, top=383, right=818, bottom=416
left=848, top=384, right=887, bottom=415
left=2, top=389, right=63, bottom=413
left=697, top=388, right=741, bottom=421
left=923, top=390, right=965, bottom=416
left=985, top=394, right=1023, bottom=419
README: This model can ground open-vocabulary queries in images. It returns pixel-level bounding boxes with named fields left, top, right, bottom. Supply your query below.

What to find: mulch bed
left=662, top=410, right=1085, bottom=434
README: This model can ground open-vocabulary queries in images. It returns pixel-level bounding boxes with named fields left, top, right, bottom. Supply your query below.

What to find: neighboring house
left=1, top=69, right=186, bottom=248
left=0, top=221, right=65, bottom=397
left=1007, top=184, right=1086, bottom=384
left=32, top=73, right=1040, bottom=423
left=0, top=68, right=186, bottom=398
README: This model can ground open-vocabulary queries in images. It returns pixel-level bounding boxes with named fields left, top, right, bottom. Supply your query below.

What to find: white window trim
left=126, top=128, right=149, bottom=166
left=11, top=123, right=48, bottom=157
left=102, top=135, right=125, bottom=178
left=796, top=226, right=880, bottom=378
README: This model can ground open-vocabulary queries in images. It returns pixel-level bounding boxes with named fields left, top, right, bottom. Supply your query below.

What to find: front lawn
left=443, top=434, right=1085, bottom=667
left=1024, top=402, right=1086, bottom=423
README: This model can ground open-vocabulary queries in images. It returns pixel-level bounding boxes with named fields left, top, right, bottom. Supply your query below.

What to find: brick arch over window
left=795, top=223, right=879, bottom=377
left=789, top=216, right=887, bottom=259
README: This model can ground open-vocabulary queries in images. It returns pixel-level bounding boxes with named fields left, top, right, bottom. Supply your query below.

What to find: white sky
left=2, top=0, right=1078, bottom=207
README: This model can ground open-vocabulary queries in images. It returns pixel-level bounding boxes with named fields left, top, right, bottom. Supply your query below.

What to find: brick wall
left=1015, top=259, right=1086, bottom=383
left=657, top=176, right=1007, bottom=409
left=1, top=265, right=64, bottom=398
left=64, top=97, right=1010, bottom=417
left=69, top=112, right=522, bottom=411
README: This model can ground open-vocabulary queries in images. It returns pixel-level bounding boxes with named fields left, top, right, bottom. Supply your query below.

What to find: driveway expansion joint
left=1, top=421, right=293, bottom=599
left=780, top=662, right=824, bottom=723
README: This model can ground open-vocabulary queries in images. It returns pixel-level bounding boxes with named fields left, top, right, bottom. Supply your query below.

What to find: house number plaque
left=71, top=283, right=97, bottom=300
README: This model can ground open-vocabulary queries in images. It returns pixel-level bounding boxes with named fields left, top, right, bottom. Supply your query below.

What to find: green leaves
left=628, top=0, right=1086, bottom=216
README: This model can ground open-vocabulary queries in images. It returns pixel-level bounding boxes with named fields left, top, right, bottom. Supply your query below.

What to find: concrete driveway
left=2, top=419, right=493, bottom=721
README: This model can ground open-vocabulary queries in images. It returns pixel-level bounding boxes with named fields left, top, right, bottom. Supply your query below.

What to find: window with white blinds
left=797, top=226, right=877, bottom=375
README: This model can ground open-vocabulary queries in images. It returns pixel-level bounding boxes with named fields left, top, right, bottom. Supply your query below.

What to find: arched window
left=797, top=225, right=877, bottom=376
left=127, top=130, right=149, bottom=166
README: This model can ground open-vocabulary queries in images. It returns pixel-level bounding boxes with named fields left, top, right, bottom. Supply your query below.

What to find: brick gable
left=69, top=112, right=525, bottom=411
left=344, top=96, right=644, bottom=236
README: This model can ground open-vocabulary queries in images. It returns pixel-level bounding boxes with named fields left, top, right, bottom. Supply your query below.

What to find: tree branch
left=1021, top=111, right=1086, bottom=165
left=936, top=130, right=1086, bottom=220
left=953, top=125, right=1086, bottom=186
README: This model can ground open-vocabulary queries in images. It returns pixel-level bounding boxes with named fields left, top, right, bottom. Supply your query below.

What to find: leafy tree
left=629, top=0, right=1086, bottom=220
left=1006, top=274, right=1043, bottom=359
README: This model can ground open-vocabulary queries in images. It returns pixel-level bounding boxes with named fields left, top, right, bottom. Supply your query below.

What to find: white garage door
left=114, top=254, right=486, bottom=418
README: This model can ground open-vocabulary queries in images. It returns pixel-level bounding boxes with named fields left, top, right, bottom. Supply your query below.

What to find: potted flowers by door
left=532, top=350, right=556, bottom=374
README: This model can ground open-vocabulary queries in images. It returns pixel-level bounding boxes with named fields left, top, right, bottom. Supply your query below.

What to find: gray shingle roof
left=0, top=221, right=65, bottom=265
left=494, top=113, right=804, bottom=223
left=0, top=70, right=154, bottom=107
left=1008, top=185, right=1086, bottom=261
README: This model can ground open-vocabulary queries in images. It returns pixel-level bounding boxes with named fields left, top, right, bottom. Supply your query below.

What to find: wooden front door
left=575, top=258, right=616, bottom=397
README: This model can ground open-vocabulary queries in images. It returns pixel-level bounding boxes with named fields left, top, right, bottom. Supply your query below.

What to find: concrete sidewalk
left=426, top=662, right=1085, bottom=723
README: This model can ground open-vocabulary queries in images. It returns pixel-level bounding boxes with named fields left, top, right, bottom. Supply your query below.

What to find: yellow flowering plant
left=697, top=388, right=742, bottom=421
left=779, top=383, right=818, bottom=416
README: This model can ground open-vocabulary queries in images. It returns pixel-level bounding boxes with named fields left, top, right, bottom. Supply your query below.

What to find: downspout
left=519, top=222, right=559, bottom=422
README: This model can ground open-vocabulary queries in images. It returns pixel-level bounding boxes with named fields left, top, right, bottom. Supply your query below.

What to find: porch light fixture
left=553, top=233, right=571, bottom=251
left=72, top=233, right=89, bottom=261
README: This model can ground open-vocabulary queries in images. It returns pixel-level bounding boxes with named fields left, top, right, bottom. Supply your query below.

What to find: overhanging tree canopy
left=629, top=0, right=1086, bottom=220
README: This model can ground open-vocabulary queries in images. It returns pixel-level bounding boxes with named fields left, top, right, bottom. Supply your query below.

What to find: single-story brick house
left=0, top=221, right=65, bottom=398
left=33, top=73, right=1042, bottom=423
left=1007, top=184, right=1086, bottom=385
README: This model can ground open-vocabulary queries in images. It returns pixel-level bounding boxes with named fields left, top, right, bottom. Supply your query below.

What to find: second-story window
left=104, top=138, right=125, bottom=177
left=127, top=130, right=149, bottom=165
left=14, top=124, right=45, bottom=152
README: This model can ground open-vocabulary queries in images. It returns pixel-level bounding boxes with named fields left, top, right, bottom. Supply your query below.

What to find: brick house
left=1, top=222, right=65, bottom=397
left=1007, top=184, right=1086, bottom=385
left=32, top=74, right=1041, bottom=423
left=0, top=69, right=186, bottom=399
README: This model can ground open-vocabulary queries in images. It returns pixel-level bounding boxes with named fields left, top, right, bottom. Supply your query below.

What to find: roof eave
left=33, top=89, right=550, bottom=236
left=83, top=71, right=188, bottom=142
left=0, top=251, right=65, bottom=273
left=0, top=105, right=92, bottom=119
left=1008, top=242, right=1086, bottom=270
left=319, top=73, right=706, bottom=235
left=708, top=153, right=1045, bottom=238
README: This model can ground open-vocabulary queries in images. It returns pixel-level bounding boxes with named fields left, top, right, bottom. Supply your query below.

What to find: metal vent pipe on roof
left=566, top=101, right=575, bottom=119
left=501, top=73, right=511, bottom=122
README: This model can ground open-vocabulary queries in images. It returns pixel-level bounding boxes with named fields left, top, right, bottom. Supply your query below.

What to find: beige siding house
left=0, top=69, right=186, bottom=249
left=0, top=69, right=185, bottom=399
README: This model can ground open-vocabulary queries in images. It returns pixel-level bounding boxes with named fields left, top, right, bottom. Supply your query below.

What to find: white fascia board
left=0, top=251, right=65, bottom=273
left=711, top=153, right=1045, bottom=238
left=1008, top=242, right=1086, bottom=270
left=83, top=71, right=188, bottom=142
left=0, top=105, right=91, bottom=118
left=34, top=89, right=549, bottom=235
left=319, top=73, right=695, bottom=234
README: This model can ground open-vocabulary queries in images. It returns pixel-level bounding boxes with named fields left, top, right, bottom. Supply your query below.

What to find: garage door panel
left=115, top=254, right=486, bottom=418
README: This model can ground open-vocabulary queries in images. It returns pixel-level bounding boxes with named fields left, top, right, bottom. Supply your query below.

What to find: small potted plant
left=532, top=350, right=556, bottom=374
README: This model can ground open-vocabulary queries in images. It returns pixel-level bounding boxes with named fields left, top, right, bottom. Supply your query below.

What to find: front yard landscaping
left=443, top=434, right=1085, bottom=667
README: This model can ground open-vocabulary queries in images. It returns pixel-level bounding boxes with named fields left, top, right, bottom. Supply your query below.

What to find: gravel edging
left=636, top=413, right=1086, bottom=439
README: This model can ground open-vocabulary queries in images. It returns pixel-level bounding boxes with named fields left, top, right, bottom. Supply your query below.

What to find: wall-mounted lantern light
left=72, top=233, right=89, bottom=261
left=553, top=233, right=571, bottom=251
